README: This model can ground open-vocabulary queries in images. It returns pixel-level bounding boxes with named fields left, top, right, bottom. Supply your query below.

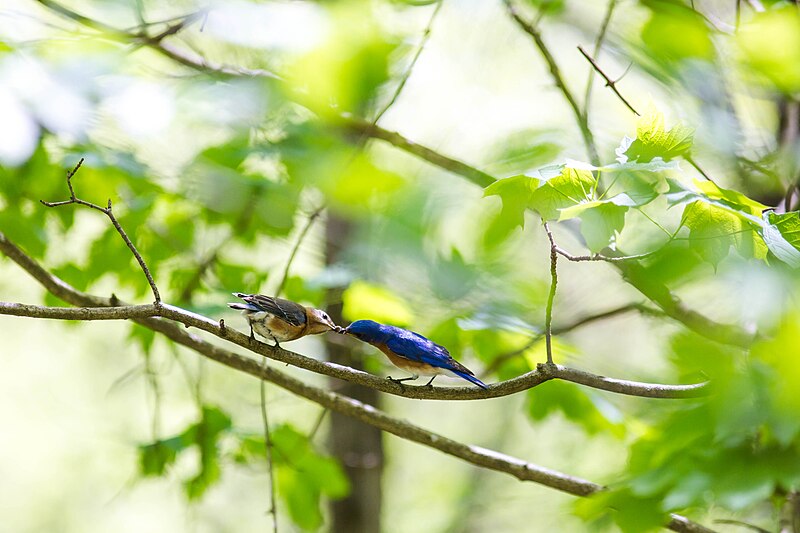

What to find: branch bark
left=0, top=299, right=709, bottom=400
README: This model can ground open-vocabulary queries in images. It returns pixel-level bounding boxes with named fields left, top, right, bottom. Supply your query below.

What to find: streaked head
left=307, top=308, right=338, bottom=334
left=344, top=319, right=384, bottom=342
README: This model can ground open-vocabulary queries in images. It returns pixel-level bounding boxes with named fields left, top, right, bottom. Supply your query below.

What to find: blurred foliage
left=2, top=0, right=800, bottom=531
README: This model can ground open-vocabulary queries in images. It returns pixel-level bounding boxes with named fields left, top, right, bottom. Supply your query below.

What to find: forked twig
left=577, top=45, right=639, bottom=116
left=40, top=158, right=161, bottom=303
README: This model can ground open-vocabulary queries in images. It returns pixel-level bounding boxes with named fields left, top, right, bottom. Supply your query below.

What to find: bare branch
left=486, top=303, right=663, bottom=374
left=543, top=221, right=558, bottom=365
left=555, top=245, right=657, bottom=263
left=0, top=234, right=708, bottom=400
left=582, top=0, right=618, bottom=115
left=275, top=206, right=324, bottom=298
left=577, top=45, right=639, bottom=116
left=260, top=357, right=278, bottom=533
left=502, top=0, right=599, bottom=165
left=0, top=302, right=156, bottom=319
left=372, top=0, right=442, bottom=125
left=337, top=117, right=496, bottom=187
left=40, top=159, right=161, bottom=303
left=35, top=0, right=282, bottom=79
left=685, top=155, right=719, bottom=186
left=0, top=300, right=709, bottom=404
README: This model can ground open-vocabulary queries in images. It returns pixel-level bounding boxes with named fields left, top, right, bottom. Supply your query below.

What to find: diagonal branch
left=577, top=45, right=639, bottom=116
left=372, top=0, right=443, bottom=125
left=0, top=234, right=708, bottom=400
left=582, top=0, right=618, bottom=116
left=502, top=0, right=599, bottom=165
left=40, top=159, right=161, bottom=303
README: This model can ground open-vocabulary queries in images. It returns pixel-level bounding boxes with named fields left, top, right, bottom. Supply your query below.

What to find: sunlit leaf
left=529, top=167, right=595, bottom=220
left=761, top=211, right=800, bottom=268
left=737, top=7, right=800, bottom=93
left=624, top=109, right=694, bottom=163
left=483, top=174, right=539, bottom=230
left=527, top=381, right=625, bottom=437
left=342, top=280, right=414, bottom=326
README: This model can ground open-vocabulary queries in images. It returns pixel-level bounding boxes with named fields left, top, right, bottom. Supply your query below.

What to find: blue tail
left=453, top=371, right=489, bottom=390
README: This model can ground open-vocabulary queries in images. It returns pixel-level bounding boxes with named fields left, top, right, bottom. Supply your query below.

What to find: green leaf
left=137, top=406, right=232, bottom=501
left=485, top=129, right=562, bottom=175
left=234, top=424, right=348, bottom=530
left=483, top=174, right=539, bottom=230
left=580, top=203, right=628, bottom=253
left=681, top=201, right=741, bottom=266
left=624, top=110, right=694, bottom=163
left=762, top=211, right=800, bottom=268
left=529, top=167, right=595, bottom=220
left=575, top=489, right=668, bottom=533
left=342, top=281, right=413, bottom=327
left=737, top=8, right=800, bottom=94
left=527, top=381, right=625, bottom=437
left=139, top=436, right=185, bottom=477
left=183, top=406, right=232, bottom=500
left=641, top=4, right=714, bottom=63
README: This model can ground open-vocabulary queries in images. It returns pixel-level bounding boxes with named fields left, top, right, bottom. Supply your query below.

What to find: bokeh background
left=2, top=0, right=799, bottom=532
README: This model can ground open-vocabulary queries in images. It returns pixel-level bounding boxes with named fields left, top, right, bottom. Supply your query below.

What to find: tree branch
left=582, top=0, right=618, bottom=116
left=0, top=234, right=708, bottom=400
left=486, top=303, right=663, bottom=374
left=40, top=158, right=161, bottom=303
left=543, top=221, right=558, bottom=365
left=577, top=45, right=639, bottom=116
left=502, top=0, right=599, bottom=165
left=372, top=0, right=442, bottom=125
left=336, top=117, right=496, bottom=187
left=275, top=206, right=324, bottom=298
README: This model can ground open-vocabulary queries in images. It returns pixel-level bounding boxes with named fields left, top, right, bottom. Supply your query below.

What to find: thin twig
left=260, top=358, right=278, bottom=533
left=582, top=0, right=618, bottom=116
left=40, top=159, right=161, bottom=303
left=503, top=0, right=599, bottom=165
left=577, top=45, right=639, bottom=116
left=372, top=0, right=443, bottom=125
left=275, top=206, right=324, bottom=298
left=713, top=519, right=770, bottom=533
left=136, top=10, right=206, bottom=45
left=486, top=303, right=662, bottom=374
left=554, top=245, right=658, bottom=263
left=143, top=350, right=162, bottom=443
left=542, top=221, right=558, bottom=366
left=685, top=155, right=718, bottom=185
left=308, top=408, right=328, bottom=441
left=178, top=188, right=261, bottom=302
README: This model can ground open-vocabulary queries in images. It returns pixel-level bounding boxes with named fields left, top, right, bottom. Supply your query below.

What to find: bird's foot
left=387, top=376, right=416, bottom=389
left=423, top=376, right=437, bottom=388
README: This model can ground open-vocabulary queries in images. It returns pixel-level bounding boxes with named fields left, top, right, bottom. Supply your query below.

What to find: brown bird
left=228, top=293, right=340, bottom=347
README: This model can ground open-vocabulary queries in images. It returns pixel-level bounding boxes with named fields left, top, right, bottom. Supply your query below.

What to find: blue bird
left=344, top=319, right=488, bottom=389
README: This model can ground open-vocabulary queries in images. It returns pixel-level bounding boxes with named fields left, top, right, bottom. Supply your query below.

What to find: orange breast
left=378, top=345, right=440, bottom=375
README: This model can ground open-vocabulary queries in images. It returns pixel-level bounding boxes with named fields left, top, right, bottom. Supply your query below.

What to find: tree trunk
left=325, top=215, right=384, bottom=533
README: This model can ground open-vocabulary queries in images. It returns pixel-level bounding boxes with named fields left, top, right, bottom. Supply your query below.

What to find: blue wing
left=385, top=331, right=456, bottom=370
left=384, top=328, right=489, bottom=390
